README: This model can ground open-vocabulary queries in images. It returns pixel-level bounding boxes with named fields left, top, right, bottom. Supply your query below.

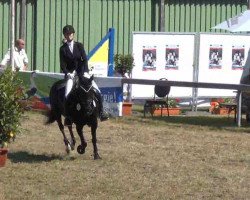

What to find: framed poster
left=232, top=45, right=245, bottom=70
left=209, top=44, right=223, bottom=69
left=142, top=46, right=157, bottom=71
left=165, top=45, right=179, bottom=70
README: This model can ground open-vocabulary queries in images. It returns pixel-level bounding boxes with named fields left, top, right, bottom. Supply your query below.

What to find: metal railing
left=122, top=78, right=250, bottom=127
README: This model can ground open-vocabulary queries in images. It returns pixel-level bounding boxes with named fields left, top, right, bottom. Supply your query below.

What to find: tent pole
left=11, top=0, right=15, bottom=71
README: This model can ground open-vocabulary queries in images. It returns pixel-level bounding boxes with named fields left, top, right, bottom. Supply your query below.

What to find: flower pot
left=0, top=148, right=8, bottom=167
left=212, top=107, right=235, bottom=115
left=152, top=107, right=181, bottom=116
left=122, top=102, right=133, bottom=116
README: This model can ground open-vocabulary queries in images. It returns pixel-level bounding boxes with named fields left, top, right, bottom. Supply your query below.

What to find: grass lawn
left=0, top=111, right=249, bottom=200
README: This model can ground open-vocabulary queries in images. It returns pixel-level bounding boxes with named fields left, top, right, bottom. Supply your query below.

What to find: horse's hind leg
left=91, top=121, right=101, bottom=160
left=56, top=117, right=71, bottom=153
left=76, top=124, right=87, bottom=154
left=68, top=125, right=76, bottom=150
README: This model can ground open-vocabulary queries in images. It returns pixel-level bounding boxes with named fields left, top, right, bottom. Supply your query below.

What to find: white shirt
left=67, top=41, right=74, bottom=53
left=0, top=47, right=28, bottom=71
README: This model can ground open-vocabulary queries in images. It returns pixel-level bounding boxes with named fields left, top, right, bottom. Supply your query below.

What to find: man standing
left=0, top=39, right=28, bottom=71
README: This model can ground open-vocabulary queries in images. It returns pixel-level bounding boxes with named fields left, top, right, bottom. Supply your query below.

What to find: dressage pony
left=46, top=75, right=101, bottom=159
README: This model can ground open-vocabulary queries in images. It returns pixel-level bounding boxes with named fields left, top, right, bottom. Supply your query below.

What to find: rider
left=60, top=25, right=109, bottom=126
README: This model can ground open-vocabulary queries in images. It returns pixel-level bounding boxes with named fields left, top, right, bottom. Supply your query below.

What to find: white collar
left=14, top=47, right=23, bottom=52
left=67, top=40, right=74, bottom=46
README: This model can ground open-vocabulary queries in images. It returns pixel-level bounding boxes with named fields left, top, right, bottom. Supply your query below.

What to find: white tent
left=212, top=9, right=250, bottom=84
left=212, top=10, right=250, bottom=32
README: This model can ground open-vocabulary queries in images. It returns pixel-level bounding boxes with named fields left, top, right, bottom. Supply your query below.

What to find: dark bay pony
left=46, top=75, right=101, bottom=159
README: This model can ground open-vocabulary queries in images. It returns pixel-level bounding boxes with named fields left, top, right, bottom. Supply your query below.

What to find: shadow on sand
left=8, top=151, right=75, bottom=163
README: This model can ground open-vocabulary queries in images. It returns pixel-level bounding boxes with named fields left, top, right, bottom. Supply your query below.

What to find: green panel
left=140, top=0, right=145, bottom=31
left=168, top=0, right=174, bottom=32
left=145, top=0, right=151, bottom=32
left=77, top=0, right=84, bottom=41
left=25, top=1, right=35, bottom=70
left=0, top=1, right=10, bottom=59
left=54, top=0, right=63, bottom=72
left=195, top=1, right=201, bottom=32
left=35, top=0, right=44, bottom=71
left=200, top=1, right=206, bottom=31
left=129, top=0, right=136, bottom=51
left=185, top=1, right=191, bottom=32
left=124, top=0, right=130, bottom=53
left=89, top=0, right=102, bottom=52
left=118, top=0, right=124, bottom=53
left=175, top=1, right=181, bottom=32
left=83, top=0, right=90, bottom=52
left=107, top=0, right=113, bottom=31
left=15, top=1, right=20, bottom=39
left=190, top=1, right=196, bottom=32
left=49, top=0, right=56, bottom=72
left=43, top=0, right=50, bottom=72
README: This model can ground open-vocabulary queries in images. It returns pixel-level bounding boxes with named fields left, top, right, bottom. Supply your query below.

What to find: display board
left=198, top=33, right=250, bottom=97
left=132, top=32, right=250, bottom=99
left=132, top=32, right=195, bottom=98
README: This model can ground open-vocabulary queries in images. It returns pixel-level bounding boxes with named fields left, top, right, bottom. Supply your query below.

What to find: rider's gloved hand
left=67, top=71, right=75, bottom=79
left=83, top=72, right=91, bottom=79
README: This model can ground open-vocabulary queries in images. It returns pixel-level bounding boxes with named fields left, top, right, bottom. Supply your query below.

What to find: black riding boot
left=64, top=98, right=72, bottom=126
left=94, top=89, right=109, bottom=121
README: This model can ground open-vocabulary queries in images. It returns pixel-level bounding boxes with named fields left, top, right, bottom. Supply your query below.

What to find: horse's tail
left=45, top=110, right=56, bottom=124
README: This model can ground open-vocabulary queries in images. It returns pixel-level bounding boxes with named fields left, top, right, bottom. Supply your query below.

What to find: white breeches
left=65, top=78, right=73, bottom=98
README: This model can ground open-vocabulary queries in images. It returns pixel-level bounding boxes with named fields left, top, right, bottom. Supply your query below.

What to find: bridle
left=79, top=84, right=93, bottom=93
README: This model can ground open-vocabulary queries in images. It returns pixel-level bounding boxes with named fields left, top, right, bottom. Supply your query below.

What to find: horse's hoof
left=66, top=147, right=70, bottom=154
left=70, top=139, right=76, bottom=150
left=65, top=143, right=71, bottom=154
left=77, top=145, right=85, bottom=154
left=94, top=154, right=102, bottom=160
left=70, top=143, right=75, bottom=151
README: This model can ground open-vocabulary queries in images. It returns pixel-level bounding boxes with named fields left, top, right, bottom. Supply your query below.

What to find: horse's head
left=76, top=74, right=95, bottom=116
left=78, top=73, right=94, bottom=92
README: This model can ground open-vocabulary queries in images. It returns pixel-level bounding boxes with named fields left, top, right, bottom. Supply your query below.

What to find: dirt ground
left=0, top=111, right=249, bottom=200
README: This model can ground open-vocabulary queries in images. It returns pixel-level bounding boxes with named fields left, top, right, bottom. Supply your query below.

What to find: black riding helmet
left=63, top=25, right=75, bottom=35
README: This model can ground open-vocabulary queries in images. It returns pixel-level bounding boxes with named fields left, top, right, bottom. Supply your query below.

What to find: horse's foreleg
left=76, top=124, right=87, bottom=154
left=68, top=125, right=76, bottom=150
left=91, top=122, right=101, bottom=160
left=57, top=118, right=71, bottom=153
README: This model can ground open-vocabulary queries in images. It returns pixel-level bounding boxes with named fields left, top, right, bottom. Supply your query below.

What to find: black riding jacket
left=59, top=41, right=89, bottom=75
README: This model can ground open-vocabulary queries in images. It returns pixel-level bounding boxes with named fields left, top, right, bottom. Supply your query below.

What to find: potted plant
left=151, top=98, right=181, bottom=116
left=210, top=97, right=236, bottom=115
left=0, top=68, right=25, bottom=167
left=114, top=54, right=134, bottom=115
left=114, top=54, right=134, bottom=78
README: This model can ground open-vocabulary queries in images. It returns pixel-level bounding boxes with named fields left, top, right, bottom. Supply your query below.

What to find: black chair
left=144, top=78, right=171, bottom=117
